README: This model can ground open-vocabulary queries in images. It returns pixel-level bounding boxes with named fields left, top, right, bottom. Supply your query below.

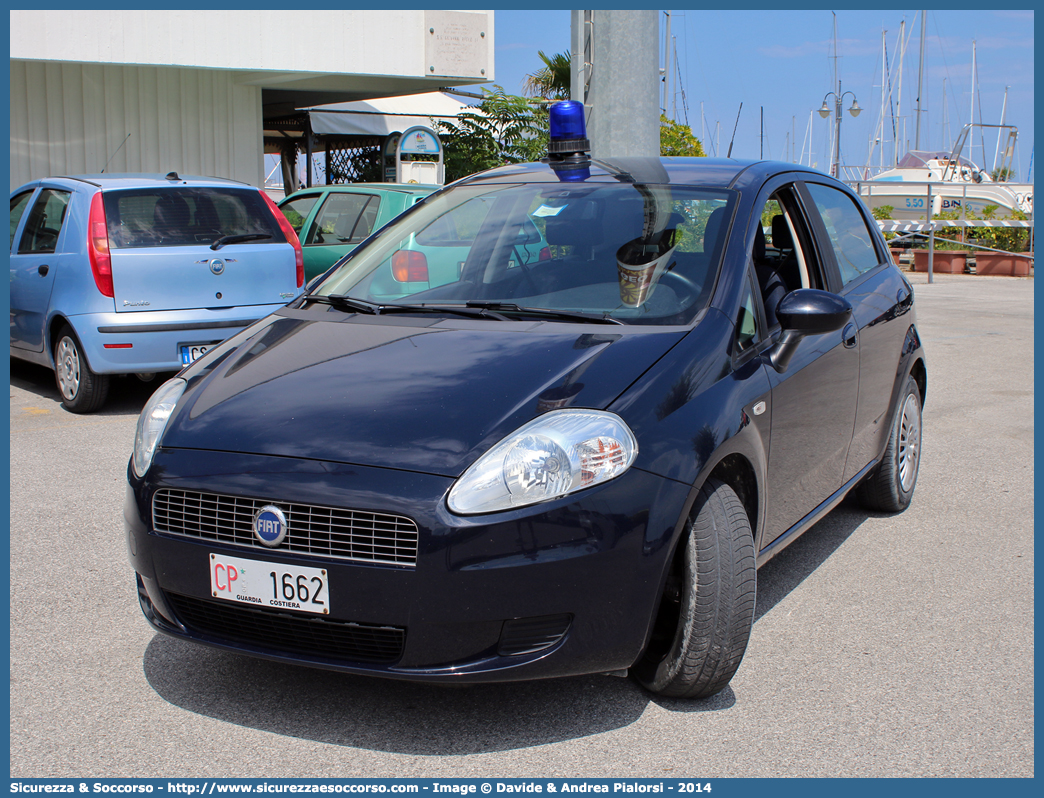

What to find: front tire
left=54, top=325, right=110, bottom=413
left=633, top=479, right=756, bottom=699
left=858, top=375, right=922, bottom=512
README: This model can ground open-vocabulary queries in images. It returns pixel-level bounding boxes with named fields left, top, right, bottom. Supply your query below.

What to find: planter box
left=913, top=250, right=968, bottom=274
left=974, top=252, right=1032, bottom=277
left=890, top=248, right=904, bottom=266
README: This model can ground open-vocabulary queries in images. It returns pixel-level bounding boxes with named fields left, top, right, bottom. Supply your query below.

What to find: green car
left=278, top=183, right=439, bottom=282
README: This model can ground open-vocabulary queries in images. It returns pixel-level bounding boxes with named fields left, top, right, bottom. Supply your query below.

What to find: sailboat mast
left=942, top=78, right=948, bottom=150
left=663, top=11, right=671, bottom=119
left=993, top=86, right=1009, bottom=174
left=969, top=40, right=976, bottom=165
left=803, top=110, right=812, bottom=167
left=914, top=10, right=926, bottom=149
left=880, top=29, right=887, bottom=169
left=895, top=19, right=906, bottom=164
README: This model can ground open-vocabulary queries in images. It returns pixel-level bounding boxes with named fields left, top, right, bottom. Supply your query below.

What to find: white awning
left=305, top=91, right=475, bottom=137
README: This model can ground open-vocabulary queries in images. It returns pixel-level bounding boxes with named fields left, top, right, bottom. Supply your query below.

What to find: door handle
left=37, top=264, right=49, bottom=276
left=842, top=322, right=857, bottom=349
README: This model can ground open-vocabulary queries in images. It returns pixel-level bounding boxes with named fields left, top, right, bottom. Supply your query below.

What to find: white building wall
left=10, top=60, right=264, bottom=189
left=9, top=9, right=494, bottom=190
left=9, top=10, right=483, bottom=79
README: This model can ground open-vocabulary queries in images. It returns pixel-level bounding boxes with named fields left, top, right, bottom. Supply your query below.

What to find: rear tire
left=858, top=376, right=922, bottom=512
left=633, top=479, right=756, bottom=699
left=53, top=325, right=109, bottom=413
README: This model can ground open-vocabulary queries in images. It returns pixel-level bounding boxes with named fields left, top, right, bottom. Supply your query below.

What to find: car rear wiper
left=464, top=301, right=625, bottom=325
left=210, top=233, right=272, bottom=250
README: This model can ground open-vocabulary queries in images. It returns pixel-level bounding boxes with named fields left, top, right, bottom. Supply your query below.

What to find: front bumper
left=126, top=448, right=690, bottom=683
left=68, top=305, right=288, bottom=374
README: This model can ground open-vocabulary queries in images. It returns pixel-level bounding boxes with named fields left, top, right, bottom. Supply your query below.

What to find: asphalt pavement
left=8, top=272, right=1034, bottom=778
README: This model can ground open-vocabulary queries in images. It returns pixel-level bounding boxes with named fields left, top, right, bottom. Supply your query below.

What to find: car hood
left=162, top=311, right=687, bottom=477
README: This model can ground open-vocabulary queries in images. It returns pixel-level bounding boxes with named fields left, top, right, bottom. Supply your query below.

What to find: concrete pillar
left=579, top=9, right=660, bottom=159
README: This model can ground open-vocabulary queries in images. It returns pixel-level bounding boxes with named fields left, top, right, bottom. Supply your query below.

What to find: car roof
left=455, top=157, right=837, bottom=192
left=281, top=183, right=438, bottom=199
left=29, top=174, right=252, bottom=191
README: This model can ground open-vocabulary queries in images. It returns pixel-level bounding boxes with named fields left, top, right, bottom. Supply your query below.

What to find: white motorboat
left=849, top=124, right=1032, bottom=221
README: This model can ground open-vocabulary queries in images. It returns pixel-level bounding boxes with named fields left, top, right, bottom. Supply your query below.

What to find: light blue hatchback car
left=9, top=173, right=303, bottom=412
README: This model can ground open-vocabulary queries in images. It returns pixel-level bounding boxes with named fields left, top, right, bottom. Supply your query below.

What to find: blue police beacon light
left=548, top=101, right=591, bottom=181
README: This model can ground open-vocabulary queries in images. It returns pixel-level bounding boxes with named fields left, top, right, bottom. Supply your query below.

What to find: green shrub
left=872, top=205, right=896, bottom=241
left=970, top=205, right=1029, bottom=253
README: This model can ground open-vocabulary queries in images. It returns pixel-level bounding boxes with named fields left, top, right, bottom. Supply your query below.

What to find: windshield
left=313, top=181, right=735, bottom=326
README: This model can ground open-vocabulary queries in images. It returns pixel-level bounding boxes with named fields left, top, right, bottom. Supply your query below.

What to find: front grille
left=152, top=489, right=419, bottom=566
left=166, top=592, right=406, bottom=664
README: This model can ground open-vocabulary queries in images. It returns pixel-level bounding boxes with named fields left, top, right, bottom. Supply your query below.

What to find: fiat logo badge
left=253, top=505, right=288, bottom=547
left=209, top=258, right=225, bottom=275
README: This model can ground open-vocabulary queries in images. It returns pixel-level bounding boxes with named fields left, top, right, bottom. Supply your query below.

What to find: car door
left=10, top=186, right=70, bottom=352
left=299, top=190, right=385, bottom=281
left=800, top=180, right=915, bottom=482
left=755, top=179, right=860, bottom=548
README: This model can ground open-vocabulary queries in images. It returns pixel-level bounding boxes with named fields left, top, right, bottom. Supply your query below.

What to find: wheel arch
left=47, top=313, right=74, bottom=368
left=704, top=453, right=759, bottom=542
left=909, top=355, right=927, bottom=408
left=47, top=314, right=101, bottom=373
left=664, top=448, right=762, bottom=567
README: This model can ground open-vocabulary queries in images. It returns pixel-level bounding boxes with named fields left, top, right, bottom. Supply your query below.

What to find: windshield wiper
left=465, top=301, right=625, bottom=325
left=210, top=233, right=272, bottom=250
left=303, top=296, right=621, bottom=324
left=305, top=294, right=381, bottom=314
left=303, top=296, right=510, bottom=320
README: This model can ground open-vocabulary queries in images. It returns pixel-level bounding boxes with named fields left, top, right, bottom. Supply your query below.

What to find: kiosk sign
left=401, top=129, right=440, bottom=155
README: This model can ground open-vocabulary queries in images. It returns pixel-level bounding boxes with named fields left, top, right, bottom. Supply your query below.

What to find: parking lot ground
left=8, top=273, right=1033, bottom=778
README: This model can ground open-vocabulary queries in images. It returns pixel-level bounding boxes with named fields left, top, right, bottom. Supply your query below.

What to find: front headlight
left=132, top=378, right=187, bottom=478
left=448, top=409, right=638, bottom=515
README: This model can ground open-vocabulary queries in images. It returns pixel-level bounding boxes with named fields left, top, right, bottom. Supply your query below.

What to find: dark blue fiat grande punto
left=126, top=102, right=925, bottom=699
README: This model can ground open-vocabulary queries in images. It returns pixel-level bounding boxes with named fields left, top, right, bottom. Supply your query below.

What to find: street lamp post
left=819, top=81, right=861, bottom=179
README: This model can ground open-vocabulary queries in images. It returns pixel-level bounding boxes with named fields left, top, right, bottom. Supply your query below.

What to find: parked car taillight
left=261, top=190, right=304, bottom=287
left=88, top=192, right=114, bottom=297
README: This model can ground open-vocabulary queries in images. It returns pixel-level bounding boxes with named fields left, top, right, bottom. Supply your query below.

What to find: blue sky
left=485, top=8, right=1035, bottom=181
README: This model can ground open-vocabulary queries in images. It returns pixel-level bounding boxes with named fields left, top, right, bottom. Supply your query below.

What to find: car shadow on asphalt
left=751, top=495, right=870, bottom=625
left=9, top=357, right=171, bottom=416
left=646, top=497, right=870, bottom=715
left=141, top=500, right=870, bottom=749
left=144, top=635, right=658, bottom=753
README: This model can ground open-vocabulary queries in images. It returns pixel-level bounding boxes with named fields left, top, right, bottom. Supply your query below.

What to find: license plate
left=209, top=553, right=329, bottom=615
left=180, top=344, right=211, bottom=365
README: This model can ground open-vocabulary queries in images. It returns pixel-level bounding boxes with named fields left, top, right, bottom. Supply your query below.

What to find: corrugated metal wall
left=10, top=61, right=264, bottom=190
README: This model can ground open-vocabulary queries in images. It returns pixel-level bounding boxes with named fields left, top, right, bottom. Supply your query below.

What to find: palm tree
left=522, top=51, right=571, bottom=100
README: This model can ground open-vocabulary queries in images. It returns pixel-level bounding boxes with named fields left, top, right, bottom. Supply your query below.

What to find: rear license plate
left=180, top=344, right=212, bottom=365
left=209, top=553, right=329, bottom=615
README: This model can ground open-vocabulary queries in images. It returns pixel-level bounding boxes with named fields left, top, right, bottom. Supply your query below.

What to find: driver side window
left=750, top=187, right=821, bottom=328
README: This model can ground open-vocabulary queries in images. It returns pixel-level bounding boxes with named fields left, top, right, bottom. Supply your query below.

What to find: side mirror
left=768, top=289, right=852, bottom=372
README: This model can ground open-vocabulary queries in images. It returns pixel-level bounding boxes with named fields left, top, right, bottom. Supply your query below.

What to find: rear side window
left=104, top=187, right=281, bottom=248
left=805, top=183, right=881, bottom=285
left=17, top=189, right=71, bottom=254
left=306, top=192, right=381, bottom=246
left=279, top=194, right=320, bottom=235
